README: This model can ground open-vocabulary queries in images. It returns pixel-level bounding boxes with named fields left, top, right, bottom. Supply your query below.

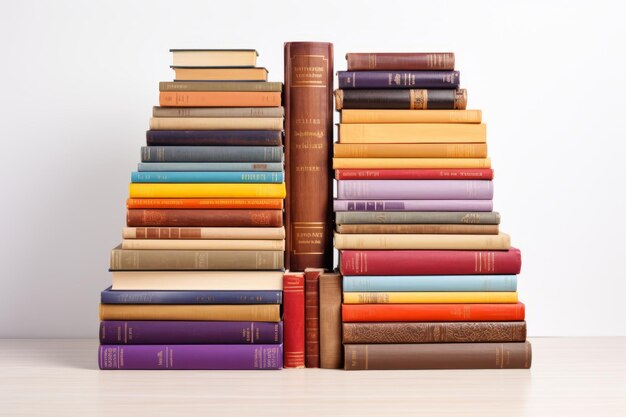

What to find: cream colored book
left=149, top=117, right=284, bottom=131
left=333, top=232, right=510, bottom=250
left=333, top=157, right=491, bottom=169
left=111, top=271, right=284, bottom=291
left=343, top=292, right=518, bottom=304
left=122, top=227, right=285, bottom=240
left=121, top=239, right=285, bottom=251
left=339, top=123, right=487, bottom=143
left=341, top=109, right=483, bottom=124
left=171, top=49, right=258, bottom=67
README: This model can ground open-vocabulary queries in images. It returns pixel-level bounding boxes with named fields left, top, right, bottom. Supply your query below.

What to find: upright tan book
left=319, top=271, right=343, bottom=369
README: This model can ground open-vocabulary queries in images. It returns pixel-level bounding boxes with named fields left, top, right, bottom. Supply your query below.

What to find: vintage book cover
left=333, top=158, right=491, bottom=169
left=160, top=90, right=279, bottom=106
left=140, top=146, right=283, bottom=163
left=152, top=106, right=285, bottom=118
left=334, top=232, right=510, bottom=250
left=170, top=49, right=258, bottom=67
left=335, top=168, right=493, bottom=180
left=131, top=171, right=284, bottom=183
left=336, top=211, right=501, bottom=225
left=149, top=117, right=283, bottom=131
left=126, top=209, right=283, bottom=227
left=336, top=180, right=493, bottom=200
left=138, top=162, right=283, bottom=172
left=171, top=67, right=268, bottom=81
left=337, top=70, right=460, bottom=89
left=342, top=274, right=517, bottom=292
left=333, top=199, right=493, bottom=212
left=146, top=129, right=282, bottom=146
left=336, top=89, right=466, bottom=110
left=101, top=288, right=282, bottom=304
left=343, top=291, right=519, bottom=304
left=126, top=198, right=283, bottom=210
left=334, top=143, right=487, bottom=158
left=111, top=271, right=283, bottom=291
left=336, top=224, right=499, bottom=234
left=319, top=272, right=343, bottom=369
left=338, top=123, right=486, bottom=143
left=99, top=304, right=281, bottom=322
left=159, top=81, right=282, bottom=92
left=304, top=268, right=324, bottom=368
left=122, top=226, right=285, bottom=239
left=346, top=52, right=454, bottom=70
left=283, top=272, right=305, bottom=368
left=120, top=239, right=285, bottom=251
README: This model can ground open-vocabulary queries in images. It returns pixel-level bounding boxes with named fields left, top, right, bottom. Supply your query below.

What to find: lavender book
left=334, top=199, right=493, bottom=212
left=100, top=321, right=283, bottom=344
left=337, top=180, right=493, bottom=200
left=337, top=71, right=460, bottom=89
left=99, top=344, right=283, bottom=370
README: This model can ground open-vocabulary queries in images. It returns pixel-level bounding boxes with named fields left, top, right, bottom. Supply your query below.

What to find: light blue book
left=342, top=275, right=517, bottom=292
left=131, top=171, right=284, bottom=183
left=137, top=162, right=283, bottom=172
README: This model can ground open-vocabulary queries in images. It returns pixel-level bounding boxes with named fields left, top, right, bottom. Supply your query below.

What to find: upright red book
left=283, top=272, right=305, bottom=368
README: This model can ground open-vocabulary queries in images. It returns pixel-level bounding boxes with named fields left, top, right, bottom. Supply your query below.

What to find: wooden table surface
left=1, top=337, right=624, bottom=417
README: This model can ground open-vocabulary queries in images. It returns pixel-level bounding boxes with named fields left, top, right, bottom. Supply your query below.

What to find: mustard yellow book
left=333, top=143, right=487, bottom=158
left=343, top=292, right=518, bottom=304
left=333, top=157, right=491, bottom=169
left=339, top=123, right=487, bottom=143
left=99, top=304, right=280, bottom=322
left=121, top=239, right=285, bottom=251
left=333, top=232, right=510, bottom=250
left=149, top=117, right=284, bottom=131
left=341, top=109, right=482, bottom=124
left=129, top=183, right=286, bottom=198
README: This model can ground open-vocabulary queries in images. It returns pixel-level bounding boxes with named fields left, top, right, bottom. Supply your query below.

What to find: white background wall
left=1, top=0, right=625, bottom=338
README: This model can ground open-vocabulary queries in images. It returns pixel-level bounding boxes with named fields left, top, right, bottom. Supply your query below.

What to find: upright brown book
left=319, top=271, right=343, bottom=369
left=284, top=42, right=334, bottom=271
left=304, top=268, right=324, bottom=368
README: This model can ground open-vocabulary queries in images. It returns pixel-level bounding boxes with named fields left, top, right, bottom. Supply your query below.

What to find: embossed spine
left=304, top=268, right=323, bottom=367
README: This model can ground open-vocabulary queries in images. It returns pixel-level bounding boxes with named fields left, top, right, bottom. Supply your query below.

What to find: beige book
left=333, top=157, right=491, bottom=169
left=171, top=49, right=258, bottom=67
left=122, top=226, right=286, bottom=240
left=99, top=304, right=280, bottom=322
left=121, top=239, right=285, bottom=251
left=111, top=271, right=284, bottom=291
left=341, top=109, right=482, bottom=124
left=149, top=117, right=284, bottom=131
left=339, top=123, right=487, bottom=143
left=152, top=106, right=285, bottom=118
left=333, top=232, right=510, bottom=250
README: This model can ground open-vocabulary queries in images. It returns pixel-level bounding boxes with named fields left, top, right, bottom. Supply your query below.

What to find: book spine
left=341, top=109, right=479, bottom=124
left=338, top=123, right=486, bottom=144
left=336, top=211, right=500, bottom=225
left=340, top=248, right=522, bottom=275
left=126, top=198, right=284, bottom=210
left=346, top=53, right=455, bottom=70
left=120, top=239, right=285, bottom=251
left=334, top=232, right=510, bottom=250
left=138, top=162, right=283, bottom=172
left=109, top=248, right=284, bottom=271
left=101, top=289, right=283, bottom=304
left=335, top=89, right=466, bottom=110
left=342, top=321, right=527, bottom=344
left=99, top=344, right=283, bottom=370
left=333, top=158, right=491, bottom=169
left=284, top=42, right=334, bottom=271
left=146, top=130, right=282, bottom=146
left=122, top=226, right=285, bottom=240
left=126, top=209, right=283, bottom=227
left=337, top=180, right=493, bottom=200
left=319, top=272, right=343, bottom=369
left=333, top=143, right=487, bottom=158
left=159, top=81, right=283, bottom=92
left=344, top=342, right=532, bottom=370
left=335, top=169, right=494, bottom=180
left=152, top=107, right=285, bottom=118
left=341, top=302, right=526, bottom=322
left=128, top=183, right=286, bottom=199
left=304, top=269, right=322, bottom=368
left=333, top=200, right=493, bottom=212
left=342, top=275, right=517, bottom=292
left=283, top=273, right=305, bottom=368
left=131, top=171, right=284, bottom=184
left=149, top=117, right=283, bottom=131
left=337, top=71, right=460, bottom=89
left=99, top=304, right=281, bottom=322
left=100, top=321, right=284, bottom=344
left=140, top=146, right=283, bottom=163
left=111, top=271, right=284, bottom=291
left=336, top=224, right=499, bottom=235
left=159, top=91, right=281, bottom=107
left=343, top=291, right=518, bottom=304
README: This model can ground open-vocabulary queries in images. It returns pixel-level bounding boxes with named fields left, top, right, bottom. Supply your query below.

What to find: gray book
left=335, top=211, right=501, bottom=225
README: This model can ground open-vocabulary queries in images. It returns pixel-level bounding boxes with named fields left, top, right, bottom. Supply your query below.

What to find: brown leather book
left=284, top=42, right=334, bottom=271
left=319, top=272, right=343, bottom=369
left=342, top=322, right=527, bottom=344
left=126, top=209, right=283, bottom=227
left=304, top=268, right=324, bottom=367
left=344, top=341, right=532, bottom=370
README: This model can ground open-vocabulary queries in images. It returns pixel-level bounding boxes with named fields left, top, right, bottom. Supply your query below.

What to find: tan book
left=341, top=109, right=482, bottom=124
left=159, top=81, right=282, bottom=92
left=339, top=123, right=487, bottom=143
left=122, top=226, right=286, bottom=240
left=336, top=224, right=499, bottom=235
left=121, top=239, right=285, bottom=251
left=149, top=117, right=284, bottom=131
left=171, top=49, right=258, bottom=67
left=111, top=271, right=283, bottom=290
left=333, top=143, right=487, bottom=158
left=172, top=67, right=268, bottom=81
left=333, top=232, right=511, bottom=250
left=152, top=106, right=285, bottom=118
left=99, top=304, right=280, bottom=322
left=333, top=157, right=491, bottom=169
left=319, top=272, right=343, bottom=369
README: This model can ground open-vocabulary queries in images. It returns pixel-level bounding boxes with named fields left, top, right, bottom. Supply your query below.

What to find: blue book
left=101, top=287, right=283, bottom=304
left=141, top=146, right=283, bottom=162
left=131, top=171, right=284, bottom=183
left=342, top=275, right=517, bottom=292
left=138, top=162, right=283, bottom=172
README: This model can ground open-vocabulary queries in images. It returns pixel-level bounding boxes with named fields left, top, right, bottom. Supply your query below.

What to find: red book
left=340, top=248, right=521, bottom=276
left=283, top=272, right=305, bottom=368
left=342, top=303, right=525, bottom=322
left=335, top=168, right=494, bottom=180
left=304, top=268, right=324, bottom=368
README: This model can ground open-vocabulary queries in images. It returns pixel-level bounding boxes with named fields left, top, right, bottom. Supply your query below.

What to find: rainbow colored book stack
left=333, top=52, right=532, bottom=370
left=99, top=49, right=285, bottom=370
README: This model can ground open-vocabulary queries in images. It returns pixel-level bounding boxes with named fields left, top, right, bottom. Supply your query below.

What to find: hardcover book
left=304, top=268, right=324, bottom=368
left=283, top=272, right=305, bottom=368
left=137, top=162, right=283, bottom=172
left=126, top=209, right=283, bottom=227
left=336, top=180, right=494, bottom=200
left=342, top=274, right=517, bottom=292
left=319, top=272, right=343, bottom=369
left=333, top=199, right=493, bottom=212
left=345, top=52, right=455, bottom=70
left=333, top=232, right=510, bottom=250
left=101, top=288, right=282, bottom=304
left=335, top=211, right=501, bottom=225
left=170, top=49, right=258, bottom=67
left=111, top=271, right=284, bottom=291
left=335, top=89, right=466, bottom=110
left=122, top=226, right=285, bottom=239
left=336, top=224, right=499, bottom=234
left=338, top=123, right=486, bottom=143
left=335, top=168, right=494, bottom=180
left=337, top=70, right=460, bottom=89
left=140, top=146, right=283, bottom=163
left=99, top=304, right=281, bottom=322
left=145, top=130, right=282, bottom=146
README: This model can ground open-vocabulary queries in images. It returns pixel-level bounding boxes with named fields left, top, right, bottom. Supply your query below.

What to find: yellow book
left=339, top=123, right=487, bottom=143
left=333, top=143, right=487, bottom=158
left=121, top=239, right=285, bottom=251
left=99, top=304, right=280, bottom=322
left=343, top=292, right=518, bottom=304
left=333, top=232, right=510, bottom=250
left=149, top=117, right=284, bottom=131
left=341, top=109, right=483, bottom=124
left=333, top=157, right=491, bottom=169
left=129, top=183, right=286, bottom=198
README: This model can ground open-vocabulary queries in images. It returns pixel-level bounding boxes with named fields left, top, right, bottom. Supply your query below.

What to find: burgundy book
left=304, top=268, right=324, bottom=368
left=283, top=272, right=305, bottom=368
left=99, top=344, right=283, bottom=370
left=340, top=248, right=521, bottom=275
left=335, top=168, right=494, bottom=180
left=337, top=71, right=460, bottom=89
left=346, top=52, right=455, bottom=70
left=146, top=130, right=282, bottom=146
left=126, top=209, right=283, bottom=227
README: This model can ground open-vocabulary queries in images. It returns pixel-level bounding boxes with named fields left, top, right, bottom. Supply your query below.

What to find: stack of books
left=99, top=49, right=286, bottom=370
left=333, top=52, right=531, bottom=370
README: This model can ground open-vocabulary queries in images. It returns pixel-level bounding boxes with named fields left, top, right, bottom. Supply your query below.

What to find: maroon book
left=283, top=272, right=305, bottom=368
left=304, top=268, right=324, bottom=368
left=126, top=209, right=283, bottom=227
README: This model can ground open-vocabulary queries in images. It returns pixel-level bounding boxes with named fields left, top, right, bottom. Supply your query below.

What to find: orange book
left=172, top=67, right=268, bottom=81
left=159, top=91, right=281, bottom=107
left=342, top=303, right=526, bottom=322
left=127, top=198, right=283, bottom=210
left=333, top=143, right=487, bottom=158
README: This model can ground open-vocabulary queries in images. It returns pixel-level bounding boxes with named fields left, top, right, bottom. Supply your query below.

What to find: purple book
left=334, top=199, right=493, bottom=212
left=100, top=321, right=283, bottom=345
left=337, top=71, right=460, bottom=89
left=337, top=180, right=493, bottom=200
left=99, top=344, right=283, bottom=370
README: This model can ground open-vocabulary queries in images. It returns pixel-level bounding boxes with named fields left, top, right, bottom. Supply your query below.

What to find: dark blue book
left=101, top=287, right=283, bottom=304
left=146, top=130, right=282, bottom=146
left=141, top=146, right=283, bottom=162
